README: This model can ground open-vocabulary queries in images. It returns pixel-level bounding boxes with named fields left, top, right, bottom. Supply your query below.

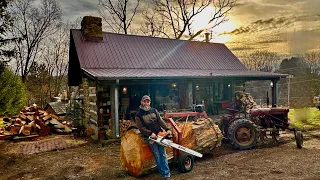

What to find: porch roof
left=82, top=68, right=287, bottom=80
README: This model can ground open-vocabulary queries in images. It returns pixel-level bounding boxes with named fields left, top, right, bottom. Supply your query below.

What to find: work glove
left=166, top=130, right=173, bottom=138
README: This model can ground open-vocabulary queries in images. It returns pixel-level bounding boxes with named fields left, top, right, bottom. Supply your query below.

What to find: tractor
left=221, top=93, right=303, bottom=150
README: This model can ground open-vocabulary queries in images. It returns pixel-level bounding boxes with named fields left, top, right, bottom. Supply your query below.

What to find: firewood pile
left=235, top=92, right=257, bottom=113
left=0, top=105, right=72, bottom=140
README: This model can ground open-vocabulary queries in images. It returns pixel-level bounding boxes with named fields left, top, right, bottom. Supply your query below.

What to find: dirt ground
left=0, top=130, right=320, bottom=180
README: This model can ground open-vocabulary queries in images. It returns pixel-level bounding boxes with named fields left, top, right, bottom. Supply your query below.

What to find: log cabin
left=68, top=16, right=287, bottom=140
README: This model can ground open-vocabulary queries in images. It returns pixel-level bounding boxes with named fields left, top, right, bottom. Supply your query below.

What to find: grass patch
left=0, top=117, right=4, bottom=128
left=289, top=108, right=320, bottom=131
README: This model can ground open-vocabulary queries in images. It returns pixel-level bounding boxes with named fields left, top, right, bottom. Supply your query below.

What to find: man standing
left=135, top=95, right=172, bottom=179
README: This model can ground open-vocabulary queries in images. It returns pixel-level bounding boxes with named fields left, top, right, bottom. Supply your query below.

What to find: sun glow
left=191, top=7, right=237, bottom=43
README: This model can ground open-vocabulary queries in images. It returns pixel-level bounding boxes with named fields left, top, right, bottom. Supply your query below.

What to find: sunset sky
left=57, top=0, right=320, bottom=58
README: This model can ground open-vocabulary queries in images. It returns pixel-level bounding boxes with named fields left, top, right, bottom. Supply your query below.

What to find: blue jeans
left=149, top=141, right=170, bottom=178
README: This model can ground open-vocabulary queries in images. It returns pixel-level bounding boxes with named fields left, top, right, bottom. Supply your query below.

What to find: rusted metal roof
left=71, top=29, right=247, bottom=70
left=82, top=68, right=287, bottom=79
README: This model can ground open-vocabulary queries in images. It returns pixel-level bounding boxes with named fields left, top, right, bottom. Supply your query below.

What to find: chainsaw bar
left=149, top=136, right=203, bottom=158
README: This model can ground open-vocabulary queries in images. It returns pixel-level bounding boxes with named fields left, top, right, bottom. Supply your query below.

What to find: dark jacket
left=135, top=107, right=169, bottom=137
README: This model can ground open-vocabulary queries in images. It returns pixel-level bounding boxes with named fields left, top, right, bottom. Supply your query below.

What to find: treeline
left=0, top=0, right=78, bottom=115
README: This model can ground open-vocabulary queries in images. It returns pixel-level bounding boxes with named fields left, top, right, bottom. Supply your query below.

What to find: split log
left=35, top=118, right=50, bottom=136
left=26, top=115, right=34, bottom=121
left=50, top=113, right=60, bottom=121
left=19, top=113, right=27, bottom=120
left=38, top=110, right=46, bottom=115
left=43, top=115, right=51, bottom=121
left=21, top=123, right=33, bottom=135
left=10, top=126, right=20, bottom=134
left=120, top=117, right=222, bottom=177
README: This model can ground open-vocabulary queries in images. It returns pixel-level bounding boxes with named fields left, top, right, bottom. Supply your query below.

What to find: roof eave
left=94, top=75, right=287, bottom=81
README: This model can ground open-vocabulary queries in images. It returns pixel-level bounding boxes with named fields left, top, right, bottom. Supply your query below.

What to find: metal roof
left=82, top=68, right=287, bottom=80
left=71, top=29, right=247, bottom=70
left=69, top=29, right=287, bottom=81
left=45, top=102, right=68, bottom=115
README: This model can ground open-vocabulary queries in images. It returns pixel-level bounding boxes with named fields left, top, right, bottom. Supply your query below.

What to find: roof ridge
left=70, top=29, right=225, bottom=45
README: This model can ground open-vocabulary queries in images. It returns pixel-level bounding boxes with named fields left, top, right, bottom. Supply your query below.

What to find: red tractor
left=221, top=107, right=303, bottom=150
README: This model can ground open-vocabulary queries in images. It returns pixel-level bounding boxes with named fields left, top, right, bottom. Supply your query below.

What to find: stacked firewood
left=235, top=92, right=257, bottom=113
left=0, top=105, right=72, bottom=139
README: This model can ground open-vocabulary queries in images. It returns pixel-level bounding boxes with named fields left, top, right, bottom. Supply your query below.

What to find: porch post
left=191, top=82, right=195, bottom=104
left=113, top=79, right=120, bottom=138
left=212, top=82, right=215, bottom=102
left=271, top=79, right=279, bottom=107
left=186, top=83, right=193, bottom=107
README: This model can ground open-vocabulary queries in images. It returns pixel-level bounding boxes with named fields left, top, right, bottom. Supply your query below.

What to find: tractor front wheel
left=228, top=119, right=259, bottom=150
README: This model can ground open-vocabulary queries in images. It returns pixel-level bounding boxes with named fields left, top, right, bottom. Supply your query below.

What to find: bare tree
left=207, top=0, right=236, bottom=29
left=241, top=50, right=280, bottom=72
left=98, top=0, right=140, bottom=34
left=41, top=22, right=72, bottom=100
left=139, top=9, right=165, bottom=37
left=8, top=0, right=61, bottom=82
left=141, top=0, right=236, bottom=39
left=303, top=51, right=320, bottom=75
left=26, top=61, right=51, bottom=107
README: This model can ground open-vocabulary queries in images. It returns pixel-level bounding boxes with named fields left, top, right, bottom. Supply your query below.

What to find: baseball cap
left=141, top=95, right=151, bottom=101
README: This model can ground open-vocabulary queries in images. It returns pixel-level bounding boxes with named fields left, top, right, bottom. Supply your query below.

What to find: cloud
left=220, top=17, right=294, bottom=35
left=57, top=0, right=100, bottom=21
left=257, top=39, right=284, bottom=44
left=220, top=14, right=320, bottom=36
left=229, top=46, right=256, bottom=51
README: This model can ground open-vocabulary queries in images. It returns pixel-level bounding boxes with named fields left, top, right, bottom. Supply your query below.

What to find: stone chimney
left=81, top=16, right=103, bottom=41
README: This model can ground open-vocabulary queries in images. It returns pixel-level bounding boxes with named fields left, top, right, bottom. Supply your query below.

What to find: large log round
left=120, top=118, right=222, bottom=177
left=120, top=129, right=155, bottom=177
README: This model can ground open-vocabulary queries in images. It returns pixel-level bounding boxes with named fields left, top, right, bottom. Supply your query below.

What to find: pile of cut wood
left=0, top=105, right=72, bottom=140
left=235, top=92, right=257, bottom=113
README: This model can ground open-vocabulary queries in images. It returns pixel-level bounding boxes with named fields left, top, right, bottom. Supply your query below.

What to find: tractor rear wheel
left=228, top=119, right=259, bottom=150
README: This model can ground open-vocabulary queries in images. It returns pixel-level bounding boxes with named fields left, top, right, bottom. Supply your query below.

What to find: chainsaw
left=149, top=133, right=203, bottom=158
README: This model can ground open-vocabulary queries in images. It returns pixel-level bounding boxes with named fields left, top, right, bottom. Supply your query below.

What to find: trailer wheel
left=177, top=153, right=194, bottom=173
left=295, top=131, right=303, bottom=149
left=228, top=119, right=259, bottom=150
